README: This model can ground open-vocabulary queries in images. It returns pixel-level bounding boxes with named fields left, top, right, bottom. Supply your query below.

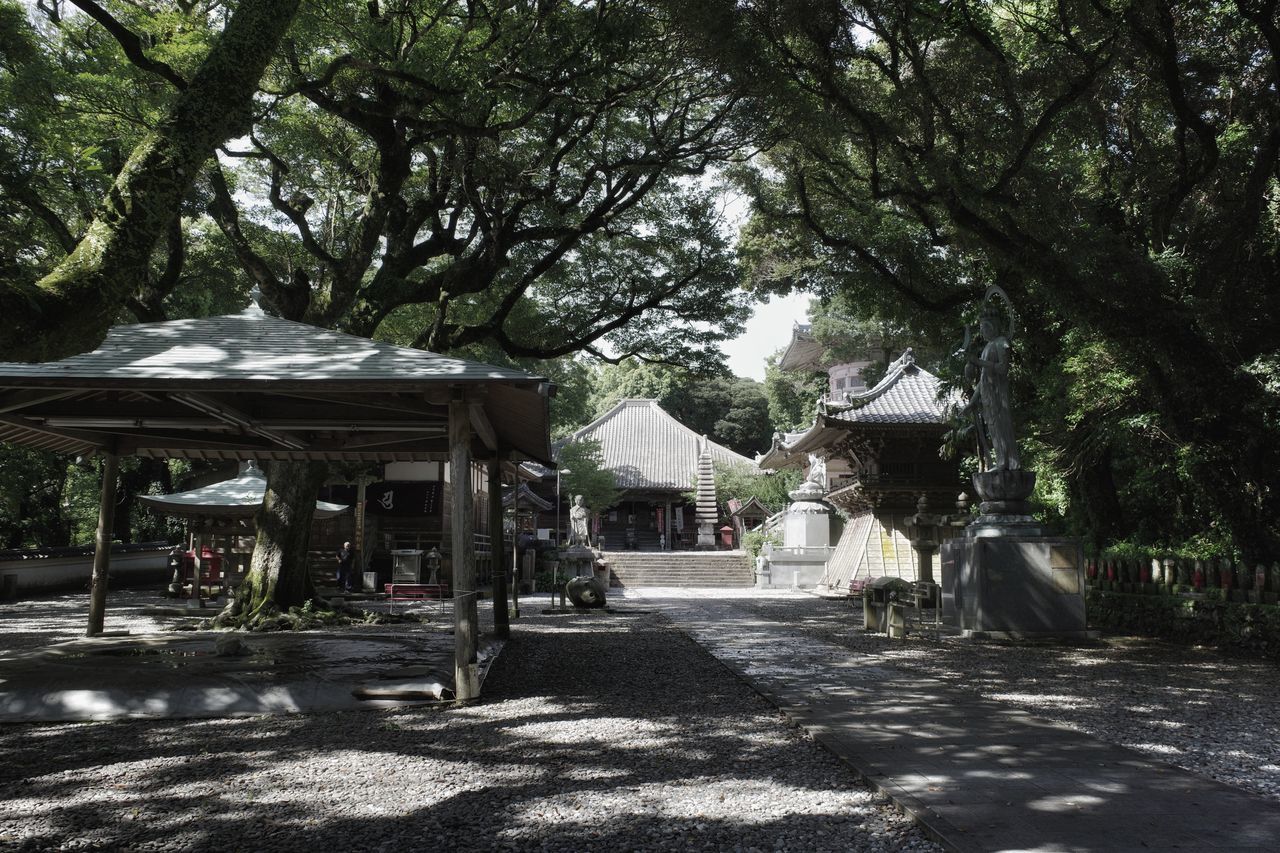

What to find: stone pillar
left=782, top=480, right=830, bottom=550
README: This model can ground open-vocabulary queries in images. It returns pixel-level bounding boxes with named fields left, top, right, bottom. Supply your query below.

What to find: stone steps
left=602, top=552, right=754, bottom=588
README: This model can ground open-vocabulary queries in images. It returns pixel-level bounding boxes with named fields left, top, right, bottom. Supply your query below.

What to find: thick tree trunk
left=223, top=460, right=327, bottom=626
left=0, top=0, right=301, bottom=362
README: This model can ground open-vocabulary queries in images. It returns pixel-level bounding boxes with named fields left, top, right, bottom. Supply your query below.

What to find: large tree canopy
left=205, top=0, right=754, bottom=367
left=678, top=0, right=1280, bottom=558
left=0, top=0, right=301, bottom=360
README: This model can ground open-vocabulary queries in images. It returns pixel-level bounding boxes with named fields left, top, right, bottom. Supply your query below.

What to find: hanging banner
left=363, top=481, right=443, bottom=516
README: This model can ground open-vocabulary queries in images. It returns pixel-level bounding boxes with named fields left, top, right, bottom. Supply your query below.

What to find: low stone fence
left=1086, top=557, right=1280, bottom=656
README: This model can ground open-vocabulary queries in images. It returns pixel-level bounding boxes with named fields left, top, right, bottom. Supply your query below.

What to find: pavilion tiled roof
left=559, top=399, right=757, bottom=491
left=0, top=302, right=540, bottom=386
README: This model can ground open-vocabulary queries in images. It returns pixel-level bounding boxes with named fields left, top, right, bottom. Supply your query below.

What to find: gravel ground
left=0, top=592, right=940, bottom=852
left=721, top=593, right=1280, bottom=802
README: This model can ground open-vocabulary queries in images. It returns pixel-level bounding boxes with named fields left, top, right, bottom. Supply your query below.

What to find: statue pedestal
left=940, top=471, right=1091, bottom=639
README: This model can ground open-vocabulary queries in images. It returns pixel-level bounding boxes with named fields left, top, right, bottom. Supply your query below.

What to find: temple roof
left=0, top=299, right=553, bottom=463
left=777, top=323, right=825, bottom=372
left=559, top=399, right=757, bottom=491
left=138, top=461, right=348, bottom=519
left=502, top=482, right=553, bottom=511
left=758, top=349, right=956, bottom=469
left=0, top=301, right=539, bottom=385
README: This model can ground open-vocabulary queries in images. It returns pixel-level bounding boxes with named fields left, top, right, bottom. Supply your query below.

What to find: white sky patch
left=721, top=290, right=812, bottom=382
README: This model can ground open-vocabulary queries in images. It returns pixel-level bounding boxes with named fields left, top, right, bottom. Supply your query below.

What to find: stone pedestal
left=757, top=480, right=833, bottom=589
left=782, top=480, right=830, bottom=550
left=560, top=545, right=595, bottom=575
left=942, top=470, right=1090, bottom=638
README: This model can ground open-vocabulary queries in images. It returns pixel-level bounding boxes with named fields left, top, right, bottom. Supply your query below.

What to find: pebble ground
left=0, top=593, right=939, bottom=852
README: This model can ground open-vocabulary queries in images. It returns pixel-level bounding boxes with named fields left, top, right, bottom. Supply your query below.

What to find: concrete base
left=757, top=553, right=827, bottom=589
left=944, top=531, right=1087, bottom=637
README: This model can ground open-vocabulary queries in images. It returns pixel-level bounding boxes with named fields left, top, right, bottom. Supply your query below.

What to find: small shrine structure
left=758, top=349, right=963, bottom=591
left=140, top=460, right=348, bottom=592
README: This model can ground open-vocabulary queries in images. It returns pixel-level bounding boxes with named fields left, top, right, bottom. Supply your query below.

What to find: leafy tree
left=0, top=0, right=302, bottom=361
left=762, top=351, right=825, bottom=432
left=662, top=377, right=773, bottom=457
left=714, top=462, right=801, bottom=515
left=676, top=0, right=1280, bottom=559
left=557, top=438, right=621, bottom=518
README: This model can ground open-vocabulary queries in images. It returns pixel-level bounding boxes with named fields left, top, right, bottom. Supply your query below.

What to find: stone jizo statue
left=962, top=286, right=1020, bottom=471
left=568, top=494, right=591, bottom=547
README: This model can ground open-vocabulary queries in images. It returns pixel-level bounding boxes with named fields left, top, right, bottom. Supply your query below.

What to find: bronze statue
left=962, top=286, right=1020, bottom=471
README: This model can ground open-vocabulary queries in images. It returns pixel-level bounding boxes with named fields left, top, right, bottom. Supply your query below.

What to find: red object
left=184, top=549, right=224, bottom=581
left=1139, top=562, right=1151, bottom=583
left=1086, top=560, right=1098, bottom=580
left=1193, top=566, right=1205, bottom=590
left=1219, top=564, right=1234, bottom=589
left=719, top=525, right=734, bottom=548
left=1106, top=560, right=1117, bottom=581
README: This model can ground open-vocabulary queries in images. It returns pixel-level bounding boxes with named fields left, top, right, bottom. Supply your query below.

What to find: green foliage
left=557, top=438, right=622, bottom=516
left=762, top=351, right=825, bottom=432
left=682, top=0, right=1280, bottom=560
left=742, top=528, right=780, bottom=562
left=714, top=462, right=800, bottom=515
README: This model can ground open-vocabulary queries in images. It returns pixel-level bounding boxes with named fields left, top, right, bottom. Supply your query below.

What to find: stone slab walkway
left=632, top=589, right=1280, bottom=853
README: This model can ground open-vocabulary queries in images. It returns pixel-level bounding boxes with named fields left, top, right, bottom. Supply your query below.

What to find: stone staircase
left=601, top=551, right=754, bottom=588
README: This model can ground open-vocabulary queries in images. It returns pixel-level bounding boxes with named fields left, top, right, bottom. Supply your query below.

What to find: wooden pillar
left=190, top=528, right=203, bottom=608
left=488, top=457, right=509, bottom=640
left=355, top=476, right=368, bottom=578
left=85, top=451, right=120, bottom=637
left=511, top=482, right=521, bottom=619
left=450, top=397, right=480, bottom=700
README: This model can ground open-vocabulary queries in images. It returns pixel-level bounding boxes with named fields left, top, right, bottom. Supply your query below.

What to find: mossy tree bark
left=0, top=0, right=301, bottom=362
left=220, top=460, right=328, bottom=628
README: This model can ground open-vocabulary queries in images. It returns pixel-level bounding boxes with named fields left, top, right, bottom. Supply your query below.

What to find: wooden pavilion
left=0, top=294, right=553, bottom=700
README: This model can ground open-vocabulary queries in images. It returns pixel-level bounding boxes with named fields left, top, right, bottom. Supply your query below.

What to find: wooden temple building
left=555, top=399, right=758, bottom=550
left=758, top=349, right=963, bottom=590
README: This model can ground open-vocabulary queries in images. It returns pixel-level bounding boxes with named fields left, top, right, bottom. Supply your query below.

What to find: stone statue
left=806, top=453, right=828, bottom=490
left=963, top=286, right=1020, bottom=471
left=568, top=494, right=591, bottom=547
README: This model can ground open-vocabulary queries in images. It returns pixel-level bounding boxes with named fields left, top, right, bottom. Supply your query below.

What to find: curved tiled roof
left=757, top=350, right=956, bottom=470
left=560, top=399, right=757, bottom=491
left=822, top=349, right=957, bottom=425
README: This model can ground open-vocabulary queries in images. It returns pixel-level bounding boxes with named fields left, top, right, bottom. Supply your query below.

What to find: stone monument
left=759, top=463, right=832, bottom=588
left=559, top=494, right=601, bottom=606
left=942, top=286, right=1088, bottom=637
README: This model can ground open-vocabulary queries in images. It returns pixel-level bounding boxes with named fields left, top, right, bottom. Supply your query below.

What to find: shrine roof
left=138, top=461, right=348, bottom=519
left=558, top=399, right=757, bottom=491
left=0, top=302, right=539, bottom=386
left=757, top=349, right=956, bottom=469
left=822, top=349, right=956, bottom=426
left=777, top=323, right=825, bottom=372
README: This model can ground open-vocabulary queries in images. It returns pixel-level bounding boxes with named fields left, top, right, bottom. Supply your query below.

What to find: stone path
left=633, top=590, right=1280, bottom=853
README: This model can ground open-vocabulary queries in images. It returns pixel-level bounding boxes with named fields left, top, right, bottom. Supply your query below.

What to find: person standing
left=336, top=541, right=356, bottom=592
